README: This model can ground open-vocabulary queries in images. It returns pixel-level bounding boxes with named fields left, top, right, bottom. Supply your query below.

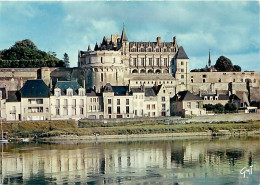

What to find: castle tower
left=120, top=25, right=130, bottom=67
left=174, top=46, right=190, bottom=91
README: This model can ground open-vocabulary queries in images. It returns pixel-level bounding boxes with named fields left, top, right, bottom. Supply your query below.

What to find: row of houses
left=0, top=79, right=245, bottom=121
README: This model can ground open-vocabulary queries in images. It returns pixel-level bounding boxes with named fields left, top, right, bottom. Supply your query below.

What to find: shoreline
left=42, top=130, right=260, bottom=144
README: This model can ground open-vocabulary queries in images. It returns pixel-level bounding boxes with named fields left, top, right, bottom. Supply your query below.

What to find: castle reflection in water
left=0, top=137, right=259, bottom=184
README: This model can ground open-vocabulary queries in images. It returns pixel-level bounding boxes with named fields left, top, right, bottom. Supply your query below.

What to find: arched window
left=140, top=69, right=146, bottom=73
left=132, top=69, right=138, bottom=73
left=148, top=69, right=153, bottom=73
left=155, top=69, right=161, bottom=73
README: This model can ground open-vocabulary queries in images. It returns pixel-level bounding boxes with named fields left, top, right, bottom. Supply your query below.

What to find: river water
left=0, top=136, right=259, bottom=185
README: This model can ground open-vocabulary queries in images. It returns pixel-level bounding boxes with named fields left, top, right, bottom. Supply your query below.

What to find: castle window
left=215, top=96, right=218, bottom=100
left=126, top=99, right=129, bottom=105
left=218, top=79, right=221, bottom=82
left=101, top=73, right=103, bottom=82
left=149, top=58, right=152, bottom=66
left=164, top=48, right=167, bottom=52
left=187, top=102, right=191, bottom=108
left=141, top=48, right=145, bottom=52
left=147, top=48, right=152, bottom=52
left=181, top=75, right=184, bottom=79
left=126, top=106, right=129, bottom=114
left=162, top=97, right=165, bottom=102
left=117, top=99, right=120, bottom=105
left=181, top=61, right=184, bottom=65
left=164, top=58, right=167, bottom=66
left=117, top=106, right=120, bottom=114
left=240, top=79, right=243, bottom=82
left=56, top=108, right=60, bottom=115
left=191, top=79, right=193, bottom=83
left=108, top=99, right=112, bottom=104
left=171, top=48, right=174, bottom=52
left=113, top=58, right=115, bottom=63
left=204, top=96, right=207, bottom=100
left=254, top=79, right=256, bottom=83
left=156, top=58, right=160, bottom=66
left=210, top=96, right=213, bottom=100
left=133, top=58, right=137, bottom=66
left=101, top=57, right=103, bottom=63
left=233, top=79, right=235, bottom=82
left=181, top=69, right=184, bottom=72
left=141, top=58, right=145, bottom=66
left=203, top=79, right=206, bottom=83
left=156, top=48, right=160, bottom=52
left=202, top=74, right=207, bottom=78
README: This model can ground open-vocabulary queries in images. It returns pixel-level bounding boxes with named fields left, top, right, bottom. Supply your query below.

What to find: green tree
left=225, top=102, right=237, bottom=113
left=0, top=39, right=65, bottom=68
left=213, top=103, right=225, bottom=113
left=63, top=53, right=70, bottom=67
left=215, top=56, right=233, bottom=72
left=233, top=65, right=241, bottom=72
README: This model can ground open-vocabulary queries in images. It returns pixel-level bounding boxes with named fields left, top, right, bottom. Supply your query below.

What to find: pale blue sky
left=0, top=1, right=259, bottom=71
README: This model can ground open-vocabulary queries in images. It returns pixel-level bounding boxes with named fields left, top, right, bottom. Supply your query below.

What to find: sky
left=0, top=1, right=259, bottom=71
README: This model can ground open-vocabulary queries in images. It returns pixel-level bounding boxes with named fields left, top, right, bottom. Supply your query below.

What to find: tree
left=233, top=65, right=241, bottom=72
left=0, top=39, right=65, bottom=68
left=215, top=56, right=233, bottom=71
left=225, top=102, right=237, bottom=113
left=213, top=103, right=225, bottom=113
left=63, top=53, right=70, bottom=68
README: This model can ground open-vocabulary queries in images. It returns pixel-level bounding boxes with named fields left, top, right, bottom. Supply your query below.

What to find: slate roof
left=112, top=86, right=129, bottom=96
left=229, top=94, right=241, bottom=101
left=55, top=81, right=81, bottom=95
left=174, top=91, right=202, bottom=101
left=6, top=91, right=21, bottom=102
left=0, top=88, right=6, bottom=99
left=176, top=46, right=189, bottom=59
left=86, top=89, right=97, bottom=96
left=21, top=80, right=50, bottom=98
left=121, top=26, right=128, bottom=42
left=145, top=88, right=156, bottom=97
left=218, top=94, right=229, bottom=100
left=131, top=88, right=144, bottom=93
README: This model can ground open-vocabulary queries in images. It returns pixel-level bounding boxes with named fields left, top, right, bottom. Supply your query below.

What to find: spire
left=208, top=50, right=211, bottom=67
left=94, top=42, right=99, bottom=51
left=102, top=36, right=107, bottom=46
left=121, top=24, right=128, bottom=42
left=87, top=45, right=91, bottom=51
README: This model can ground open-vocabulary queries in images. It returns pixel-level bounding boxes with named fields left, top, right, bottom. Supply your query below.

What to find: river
left=0, top=136, right=259, bottom=184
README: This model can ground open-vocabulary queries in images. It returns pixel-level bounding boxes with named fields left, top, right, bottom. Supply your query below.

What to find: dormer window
left=204, top=96, right=208, bottom=100
left=79, top=88, right=85, bottom=96
left=66, top=88, right=73, bottom=96
left=54, top=88, right=61, bottom=97
left=215, top=96, right=218, bottom=100
left=210, top=96, right=213, bottom=100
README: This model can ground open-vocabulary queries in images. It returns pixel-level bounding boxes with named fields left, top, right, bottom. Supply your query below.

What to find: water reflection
left=0, top=136, right=259, bottom=184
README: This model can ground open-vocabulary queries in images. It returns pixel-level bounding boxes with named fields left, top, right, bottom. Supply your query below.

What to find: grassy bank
left=2, top=120, right=260, bottom=138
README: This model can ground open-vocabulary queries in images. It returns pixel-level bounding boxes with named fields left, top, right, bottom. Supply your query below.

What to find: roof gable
left=174, top=91, right=202, bottom=101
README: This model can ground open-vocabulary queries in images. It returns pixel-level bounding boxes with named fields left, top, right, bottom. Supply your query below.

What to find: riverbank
left=2, top=119, right=260, bottom=141
left=42, top=130, right=260, bottom=144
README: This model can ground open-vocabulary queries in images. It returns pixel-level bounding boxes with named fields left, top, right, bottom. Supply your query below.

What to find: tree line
left=0, top=39, right=69, bottom=68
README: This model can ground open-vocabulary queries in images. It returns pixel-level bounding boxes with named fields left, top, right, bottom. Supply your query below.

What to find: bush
left=225, top=102, right=237, bottom=113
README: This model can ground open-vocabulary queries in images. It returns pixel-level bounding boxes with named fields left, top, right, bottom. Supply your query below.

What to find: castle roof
left=21, top=79, right=50, bottom=98
left=176, top=46, right=189, bottom=59
left=121, top=26, right=128, bottom=42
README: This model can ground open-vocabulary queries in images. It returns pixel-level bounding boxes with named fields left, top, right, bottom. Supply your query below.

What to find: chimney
left=155, top=80, right=159, bottom=91
left=199, top=90, right=202, bottom=97
left=157, top=37, right=161, bottom=46
left=83, top=79, right=85, bottom=89
left=50, top=78, right=52, bottom=90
